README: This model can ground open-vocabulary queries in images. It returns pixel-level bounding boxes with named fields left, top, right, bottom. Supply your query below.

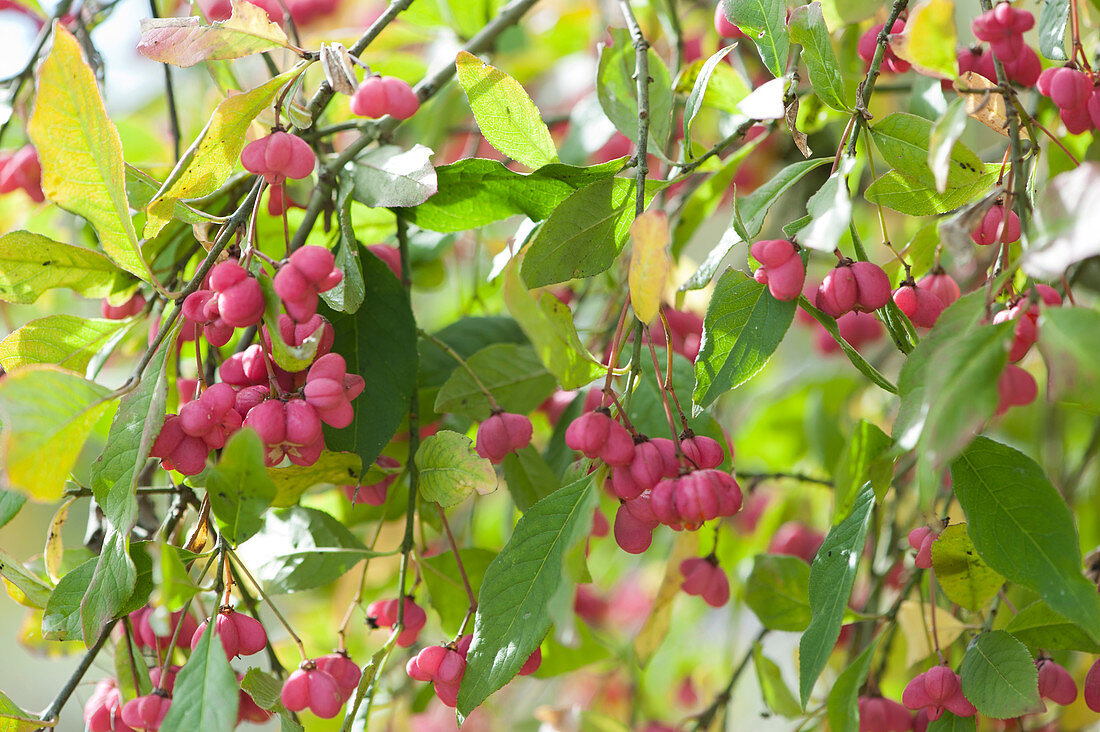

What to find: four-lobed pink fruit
left=315, top=652, right=363, bottom=704
left=565, top=409, right=636, bottom=466
left=679, top=557, right=730, bottom=607
left=902, top=665, right=976, bottom=721
left=273, top=245, right=343, bottom=322
left=241, top=131, right=316, bottom=185
left=303, top=353, right=366, bottom=428
left=366, top=596, right=427, bottom=647
left=281, top=664, right=345, bottom=719
left=344, top=455, right=401, bottom=505
left=0, top=145, right=44, bottom=202
left=350, top=75, right=420, bottom=119
left=768, top=522, right=825, bottom=564
left=972, top=203, right=1021, bottom=246
left=857, top=696, right=911, bottom=732
left=751, top=239, right=805, bottom=301
left=475, top=411, right=534, bottom=463
left=907, top=526, right=937, bottom=569
left=857, top=20, right=909, bottom=74
left=209, top=261, right=265, bottom=328
left=101, top=292, right=146, bottom=320
left=1036, top=657, right=1077, bottom=707
left=996, top=363, right=1037, bottom=415
left=893, top=283, right=945, bottom=328
left=191, top=607, right=268, bottom=659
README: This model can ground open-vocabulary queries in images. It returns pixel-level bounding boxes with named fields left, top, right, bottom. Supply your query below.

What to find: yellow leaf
left=890, top=0, right=957, bottom=80
left=28, top=25, right=153, bottom=282
left=897, top=599, right=967, bottom=666
left=629, top=210, right=671, bottom=324
left=45, top=499, right=76, bottom=584
left=0, top=366, right=114, bottom=502
left=144, top=70, right=296, bottom=237
left=634, top=532, right=696, bottom=663
left=137, top=0, right=290, bottom=67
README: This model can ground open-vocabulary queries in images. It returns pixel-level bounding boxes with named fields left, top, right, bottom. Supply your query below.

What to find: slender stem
left=691, top=627, right=769, bottom=730
left=227, top=548, right=308, bottom=660
left=35, top=618, right=117, bottom=730
left=395, top=214, right=420, bottom=633
left=228, top=563, right=287, bottom=677
left=734, top=470, right=832, bottom=486
left=645, top=334, right=682, bottom=452
left=418, top=328, right=500, bottom=411
left=617, top=0, right=651, bottom=218
left=147, top=0, right=181, bottom=161
left=845, top=0, right=910, bottom=156
left=436, top=505, right=477, bottom=611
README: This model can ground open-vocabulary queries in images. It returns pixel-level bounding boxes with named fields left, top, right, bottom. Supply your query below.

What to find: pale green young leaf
left=788, top=2, right=848, bottom=111
left=0, top=231, right=117, bottom=304
left=416, top=430, right=498, bottom=507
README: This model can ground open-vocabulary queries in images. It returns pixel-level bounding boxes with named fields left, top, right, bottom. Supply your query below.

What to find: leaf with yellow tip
left=455, top=50, right=558, bottom=171
left=144, top=70, right=297, bottom=238
left=0, top=366, right=114, bottom=502
left=889, top=0, right=958, bottom=79
left=629, top=210, right=671, bottom=324
left=28, top=25, right=153, bottom=282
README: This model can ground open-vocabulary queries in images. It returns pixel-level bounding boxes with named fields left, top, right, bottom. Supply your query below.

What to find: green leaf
left=159, top=544, right=200, bottom=611
left=458, top=476, right=596, bottom=715
left=754, top=644, right=802, bottom=718
left=870, top=113, right=983, bottom=190
left=1037, top=306, right=1100, bottom=412
left=28, top=25, right=152, bottom=281
left=0, top=547, right=53, bottom=609
left=421, top=548, right=495, bottom=635
left=744, top=554, right=811, bottom=631
left=455, top=51, right=558, bottom=170
left=321, top=184, right=367, bottom=315
left=788, top=2, right=848, bottom=112
left=799, top=482, right=874, bottom=706
left=796, top=295, right=898, bottom=393
left=80, top=532, right=136, bottom=644
left=205, top=430, right=277, bottom=545
left=723, top=0, right=790, bottom=78
left=418, top=316, right=528, bottom=390
left=597, top=28, right=673, bottom=153
left=416, top=430, right=498, bottom=507
left=0, top=315, right=127, bottom=373
left=349, top=144, right=438, bottom=208
left=833, top=420, right=891, bottom=522
left=959, top=630, right=1042, bottom=718
left=926, top=713, right=977, bottom=732
left=0, top=689, right=40, bottom=731
left=144, top=70, right=296, bottom=237
left=501, top=445, right=559, bottom=512
left=1037, top=0, right=1069, bottom=61
left=114, top=634, right=153, bottom=703
left=434, top=343, right=556, bottom=420
left=137, top=1, right=290, bottom=66
left=241, top=668, right=284, bottom=710
left=693, top=270, right=796, bottom=408
left=1004, top=600, right=1100, bottom=653
left=825, top=637, right=878, bottom=732
left=404, top=158, right=622, bottom=234
left=928, top=98, right=970, bottom=193
left=160, top=616, right=240, bottom=732
left=322, top=247, right=417, bottom=475
left=0, top=490, right=26, bottom=529
left=269, top=450, right=362, bottom=507
left=0, top=231, right=117, bottom=304
left=733, top=158, right=832, bottom=240
left=437, top=0, right=499, bottom=37
left=683, top=45, right=740, bottom=147
left=521, top=177, right=654, bottom=288
left=0, top=366, right=113, bottom=502
left=865, top=164, right=1000, bottom=216
left=502, top=259, right=603, bottom=390
left=930, top=523, right=1004, bottom=611
left=951, top=437, right=1100, bottom=643
left=895, top=293, right=1010, bottom=503
left=238, top=507, right=386, bottom=593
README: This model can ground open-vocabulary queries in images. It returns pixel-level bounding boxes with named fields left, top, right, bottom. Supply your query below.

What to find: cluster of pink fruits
left=84, top=606, right=272, bottom=730
left=366, top=596, right=427, bottom=647
left=150, top=227, right=364, bottom=474
left=281, top=652, right=362, bottom=719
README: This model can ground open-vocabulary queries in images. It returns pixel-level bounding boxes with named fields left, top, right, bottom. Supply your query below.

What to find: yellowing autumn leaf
left=890, top=0, right=957, bottom=80
left=956, top=72, right=1030, bottom=140
left=897, top=599, right=967, bottom=667
left=28, top=24, right=153, bottom=282
left=629, top=210, right=671, bottom=324
left=144, top=70, right=296, bottom=238
left=137, top=0, right=291, bottom=67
